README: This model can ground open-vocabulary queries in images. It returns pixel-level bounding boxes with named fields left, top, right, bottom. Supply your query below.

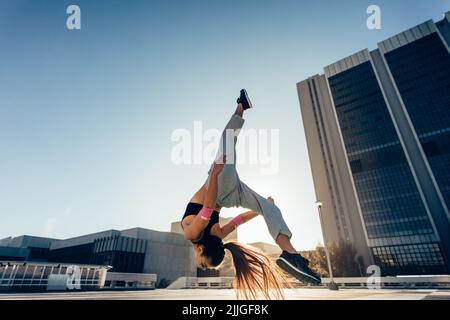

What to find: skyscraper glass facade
left=384, top=33, right=450, bottom=211
left=327, top=60, right=446, bottom=275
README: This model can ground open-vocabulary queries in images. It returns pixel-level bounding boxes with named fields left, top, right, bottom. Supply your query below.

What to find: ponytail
left=223, top=242, right=286, bottom=300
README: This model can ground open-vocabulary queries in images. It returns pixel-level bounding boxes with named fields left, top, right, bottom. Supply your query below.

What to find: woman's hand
left=211, top=155, right=226, bottom=176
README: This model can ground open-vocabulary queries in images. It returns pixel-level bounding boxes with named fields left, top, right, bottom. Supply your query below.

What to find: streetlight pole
left=316, top=200, right=339, bottom=290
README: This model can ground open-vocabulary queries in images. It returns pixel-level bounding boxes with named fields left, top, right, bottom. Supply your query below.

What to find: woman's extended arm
left=183, top=156, right=226, bottom=241
left=217, top=210, right=258, bottom=239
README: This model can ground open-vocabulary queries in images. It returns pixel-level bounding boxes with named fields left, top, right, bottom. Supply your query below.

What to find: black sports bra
left=181, top=202, right=220, bottom=244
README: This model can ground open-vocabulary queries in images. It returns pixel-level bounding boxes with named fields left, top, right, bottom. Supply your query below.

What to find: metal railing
left=0, top=261, right=110, bottom=292
left=321, top=275, right=450, bottom=289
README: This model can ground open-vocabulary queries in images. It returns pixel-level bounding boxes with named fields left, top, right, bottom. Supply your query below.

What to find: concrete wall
left=297, top=76, right=373, bottom=268
left=120, top=228, right=197, bottom=283
left=143, top=239, right=196, bottom=283
left=297, top=77, right=344, bottom=245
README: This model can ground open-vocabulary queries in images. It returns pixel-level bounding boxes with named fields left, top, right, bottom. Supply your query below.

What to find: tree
left=301, top=240, right=361, bottom=278
left=300, top=247, right=329, bottom=277
left=156, top=278, right=171, bottom=288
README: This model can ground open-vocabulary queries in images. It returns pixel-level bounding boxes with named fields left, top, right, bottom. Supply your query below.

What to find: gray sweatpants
left=205, top=114, right=292, bottom=241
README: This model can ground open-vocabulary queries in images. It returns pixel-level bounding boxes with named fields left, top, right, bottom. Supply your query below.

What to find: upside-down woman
left=181, top=89, right=321, bottom=299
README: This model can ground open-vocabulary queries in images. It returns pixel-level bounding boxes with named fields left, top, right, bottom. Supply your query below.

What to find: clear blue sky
left=1, top=0, right=449, bottom=249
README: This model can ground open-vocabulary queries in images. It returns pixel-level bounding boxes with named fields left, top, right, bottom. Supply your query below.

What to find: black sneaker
left=276, top=251, right=321, bottom=285
left=236, top=89, right=253, bottom=110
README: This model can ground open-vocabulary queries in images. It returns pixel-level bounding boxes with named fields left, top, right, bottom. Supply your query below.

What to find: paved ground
left=1, top=288, right=450, bottom=300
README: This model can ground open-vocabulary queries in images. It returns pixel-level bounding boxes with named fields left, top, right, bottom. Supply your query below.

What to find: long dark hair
left=200, top=235, right=286, bottom=299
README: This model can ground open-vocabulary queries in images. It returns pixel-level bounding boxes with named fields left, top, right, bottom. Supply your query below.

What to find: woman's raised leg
left=205, top=101, right=249, bottom=206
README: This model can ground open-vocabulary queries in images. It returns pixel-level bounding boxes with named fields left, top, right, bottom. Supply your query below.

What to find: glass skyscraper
left=297, top=12, right=450, bottom=275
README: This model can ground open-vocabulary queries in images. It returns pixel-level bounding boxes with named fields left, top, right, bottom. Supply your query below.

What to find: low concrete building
left=1, top=218, right=241, bottom=290
left=0, top=227, right=197, bottom=287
